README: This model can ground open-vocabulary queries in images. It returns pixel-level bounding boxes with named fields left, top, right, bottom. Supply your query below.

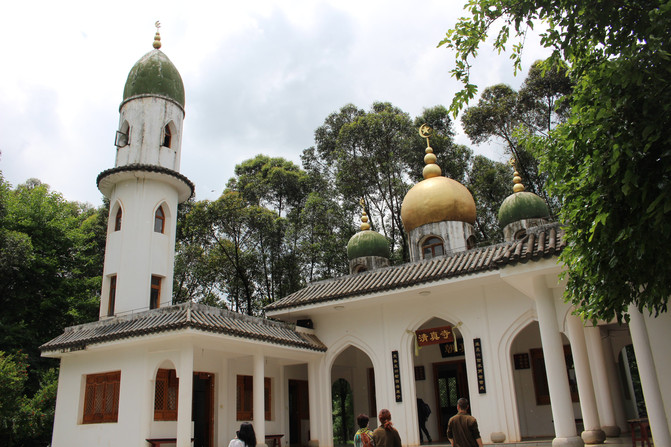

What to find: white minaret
left=97, top=25, right=193, bottom=318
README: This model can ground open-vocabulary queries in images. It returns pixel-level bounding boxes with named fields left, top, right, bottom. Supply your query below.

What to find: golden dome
left=401, top=124, right=476, bottom=232
left=401, top=176, right=476, bottom=231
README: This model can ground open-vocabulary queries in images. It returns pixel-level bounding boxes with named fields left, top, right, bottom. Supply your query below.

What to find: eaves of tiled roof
left=266, top=222, right=565, bottom=312
left=40, top=302, right=326, bottom=354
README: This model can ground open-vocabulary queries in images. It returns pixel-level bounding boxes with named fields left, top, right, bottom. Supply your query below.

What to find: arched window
left=114, top=207, right=122, bottom=231
left=163, top=124, right=172, bottom=148
left=154, top=206, right=165, bottom=233
left=354, top=265, right=368, bottom=274
left=422, top=236, right=444, bottom=260
left=154, top=369, right=179, bottom=421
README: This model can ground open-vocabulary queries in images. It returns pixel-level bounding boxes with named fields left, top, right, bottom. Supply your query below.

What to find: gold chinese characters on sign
left=392, top=351, right=402, bottom=402
left=415, top=325, right=454, bottom=347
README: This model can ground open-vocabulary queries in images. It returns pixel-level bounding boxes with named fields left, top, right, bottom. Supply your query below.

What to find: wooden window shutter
left=83, top=371, right=120, bottom=424
left=154, top=369, right=178, bottom=421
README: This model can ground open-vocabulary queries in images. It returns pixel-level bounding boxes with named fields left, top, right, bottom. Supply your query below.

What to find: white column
left=628, top=304, right=671, bottom=446
left=566, top=316, right=605, bottom=444
left=177, top=345, right=194, bottom=447
left=600, top=334, right=629, bottom=432
left=307, top=360, right=321, bottom=447
left=254, top=353, right=266, bottom=447
left=583, top=326, right=620, bottom=437
left=535, top=290, right=583, bottom=446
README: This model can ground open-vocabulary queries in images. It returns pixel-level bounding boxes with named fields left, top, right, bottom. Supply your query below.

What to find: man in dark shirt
left=446, top=398, right=483, bottom=447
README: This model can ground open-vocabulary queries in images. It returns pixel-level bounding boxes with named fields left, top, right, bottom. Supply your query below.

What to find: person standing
left=372, top=409, right=402, bottom=447
left=417, top=398, right=432, bottom=443
left=354, top=414, right=375, bottom=447
left=446, top=398, right=483, bottom=447
left=229, top=422, right=257, bottom=447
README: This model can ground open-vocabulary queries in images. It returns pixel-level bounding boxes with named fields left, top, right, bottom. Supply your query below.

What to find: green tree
left=0, top=351, right=27, bottom=446
left=0, top=176, right=103, bottom=387
left=467, top=155, right=511, bottom=244
left=0, top=174, right=106, bottom=445
left=440, top=0, right=671, bottom=320
left=461, top=84, right=556, bottom=210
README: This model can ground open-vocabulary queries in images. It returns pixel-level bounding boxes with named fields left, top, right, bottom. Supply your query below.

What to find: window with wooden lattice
left=82, top=371, right=121, bottom=424
left=236, top=375, right=271, bottom=421
left=154, top=369, right=179, bottom=420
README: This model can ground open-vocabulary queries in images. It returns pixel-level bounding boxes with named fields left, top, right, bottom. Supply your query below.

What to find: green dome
left=123, top=50, right=185, bottom=107
left=498, top=191, right=550, bottom=228
left=347, top=230, right=390, bottom=260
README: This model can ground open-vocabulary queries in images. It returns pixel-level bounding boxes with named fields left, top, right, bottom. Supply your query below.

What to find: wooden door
left=193, top=372, right=214, bottom=447
left=433, top=360, right=469, bottom=440
left=289, top=379, right=310, bottom=447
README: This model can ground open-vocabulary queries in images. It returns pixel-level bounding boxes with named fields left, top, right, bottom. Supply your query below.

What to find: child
left=354, top=414, right=375, bottom=447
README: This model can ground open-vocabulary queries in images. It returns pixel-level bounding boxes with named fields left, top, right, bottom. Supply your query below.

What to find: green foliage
left=0, top=352, right=57, bottom=447
left=176, top=157, right=314, bottom=314
left=0, top=351, right=27, bottom=445
left=331, top=378, right=354, bottom=445
left=0, top=173, right=106, bottom=445
left=460, top=59, right=573, bottom=215
left=441, top=0, right=671, bottom=320
left=467, top=155, right=510, bottom=244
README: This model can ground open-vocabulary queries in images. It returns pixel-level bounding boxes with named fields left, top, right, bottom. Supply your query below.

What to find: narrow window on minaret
left=163, top=124, right=172, bottom=148
left=107, top=275, right=117, bottom=317
left=150, top=276, right=161, bottom=309
left=114, top=207, right=122, bottom=231
left=154, top=206, right=165, bottom=233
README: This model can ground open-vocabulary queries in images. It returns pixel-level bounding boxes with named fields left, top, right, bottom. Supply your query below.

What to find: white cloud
left=0, top=0, right=550, bottom=205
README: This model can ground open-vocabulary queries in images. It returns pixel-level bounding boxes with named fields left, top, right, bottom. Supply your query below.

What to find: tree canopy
left=0, top=173, right=105, bottom=446
left=440, top=0, right=671, bottom=321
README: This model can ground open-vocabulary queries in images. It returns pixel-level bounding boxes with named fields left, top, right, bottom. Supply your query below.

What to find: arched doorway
left=510, top=321, right=579, bottom=439
left=331, top=346, right=377, bottom=446
left=412, top=318, right=468, bottom=442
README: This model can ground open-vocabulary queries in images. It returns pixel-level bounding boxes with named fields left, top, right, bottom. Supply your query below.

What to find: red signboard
left=416, top=326, right=454, bottom=347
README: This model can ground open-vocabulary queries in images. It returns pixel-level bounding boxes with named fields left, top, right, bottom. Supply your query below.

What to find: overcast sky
left=1, top=0, right=551, bottom=206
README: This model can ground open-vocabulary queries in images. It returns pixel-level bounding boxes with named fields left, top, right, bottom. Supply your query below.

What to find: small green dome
left=498, top=191, right=550, bottom=228
left=123, top=50, right=185, bottom=107
left=347, top=230, right=390, bottom=260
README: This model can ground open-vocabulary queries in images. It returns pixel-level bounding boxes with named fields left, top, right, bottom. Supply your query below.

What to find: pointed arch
left=110, top=200, right=124, bottom=233
left=162, top=121, right=176, bottom=148
left=151, top=359, right=179, bottom=421
left=328, top=335, right=379, bottom=437
left=154, top=206, right=165, bottom=233
left=496, top=309, right=537, bottom=442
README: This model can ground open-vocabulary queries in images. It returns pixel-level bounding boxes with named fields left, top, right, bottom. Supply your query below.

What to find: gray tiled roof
left=41, top=302, right=326, bottom=353
left=266, top=223, right=565, bottom=312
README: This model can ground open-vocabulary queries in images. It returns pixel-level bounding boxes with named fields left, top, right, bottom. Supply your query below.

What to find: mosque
left=41, top=30, right=671, bottom=447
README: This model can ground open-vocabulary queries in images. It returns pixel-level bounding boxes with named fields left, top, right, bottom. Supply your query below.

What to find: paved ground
left=423, top=434, right=636, bottom=446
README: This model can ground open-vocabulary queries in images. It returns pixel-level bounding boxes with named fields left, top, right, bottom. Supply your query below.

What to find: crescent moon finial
left=153, top=21, right=162, bottom=49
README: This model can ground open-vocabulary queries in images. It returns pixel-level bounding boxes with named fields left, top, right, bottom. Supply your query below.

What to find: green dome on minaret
left=123, top=28, right=185, bottom=107
left=347, top=202, right=390, bottom=261
left=498, top=170, right=550, bottom=228
left=347, top=230, right=391, bottom=260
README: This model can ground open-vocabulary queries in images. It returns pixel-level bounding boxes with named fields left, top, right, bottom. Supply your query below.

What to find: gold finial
left=510, top=158, right=525, bottom=193
left=359, top=198, right=371, bottom=231
left=419, top=124, right=441, bottom=179
left=153, top=21, right=162, bottom=49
